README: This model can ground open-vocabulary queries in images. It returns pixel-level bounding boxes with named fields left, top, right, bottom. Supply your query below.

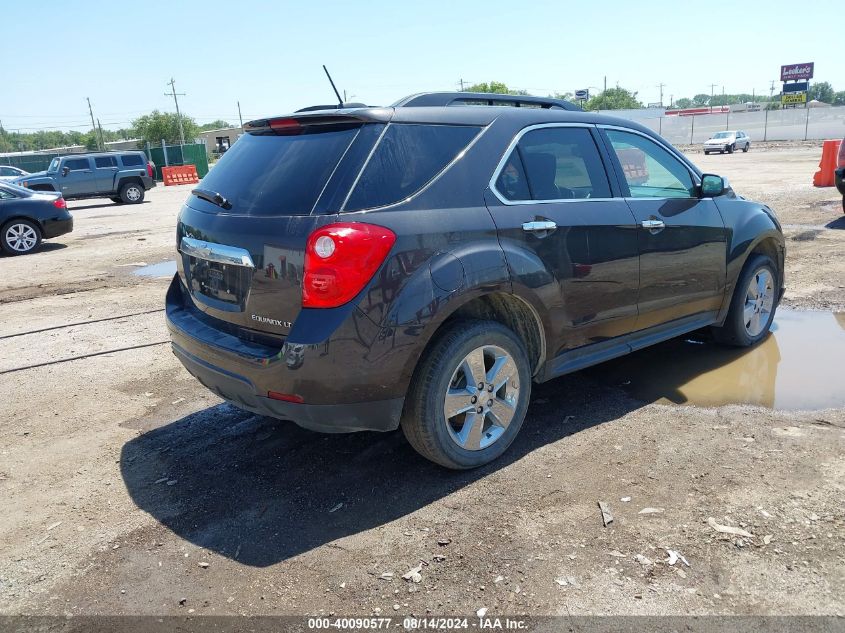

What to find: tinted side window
left=95, top=156, right=117, bottom=168
left=121, top=154, right=144, bottom=167
left=0, top=188, right=16, bottom=199
left=605, top=129, right=694, bottom=198
left=65, top=158, right=90, bottom=171
left=344, top=124, right=481, bottom=211
left=514, top=127, right=611, bottom=200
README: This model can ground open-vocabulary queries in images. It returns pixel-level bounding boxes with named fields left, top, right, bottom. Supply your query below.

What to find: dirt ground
left=1, top=143, right=844, bottom=619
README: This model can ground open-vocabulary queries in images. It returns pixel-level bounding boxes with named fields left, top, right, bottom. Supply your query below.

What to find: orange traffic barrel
left=813, top=139, right=841, bottom=187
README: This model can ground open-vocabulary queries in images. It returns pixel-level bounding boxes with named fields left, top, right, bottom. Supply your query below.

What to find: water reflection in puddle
left=133, top=260, right=176, bottom=277
left=588, top=309, right=845, bottom=411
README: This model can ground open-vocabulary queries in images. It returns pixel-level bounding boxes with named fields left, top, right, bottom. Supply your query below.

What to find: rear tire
left=1, top=219, right=42, bottom=255
left=704, top=151, right=710, bottom=155
left=119, top=182, right=144, bottom=204
left=712, top=254, right=778, bottom=347
left=400, top=319, right=532, bottom=469
left=110, top=197, right=123, bottom=204
left=742, top=143, right=750, bottom=152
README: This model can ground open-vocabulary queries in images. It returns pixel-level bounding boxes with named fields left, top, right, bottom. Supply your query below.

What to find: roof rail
left=392, top=92, right=582, bottom=111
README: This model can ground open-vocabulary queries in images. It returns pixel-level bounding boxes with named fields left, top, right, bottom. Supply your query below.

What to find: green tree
left=833, top=91, right=845, bottom=106
left=132, top=110, right=198, bottom=145
left=199, top=120, right=232, bottom=131
left=808, top=81, right=834, bottom=103
left=466, top=81, right=527, bottom=95
left=674, top=98, right=693, bottom=109
left=584, top=87, right=642, bottom=111
left=692, top=94, right=710, bottom=107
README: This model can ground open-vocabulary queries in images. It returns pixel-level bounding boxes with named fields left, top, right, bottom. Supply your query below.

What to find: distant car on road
left=0, top=181, right=72, bottom=255
left=0, top=165, right=29, bottom=181
left=835, top=136, right=845, bottom=213
left=13, top=151, right=156, bottom=204
left=704, top=130, right=751, bottom=155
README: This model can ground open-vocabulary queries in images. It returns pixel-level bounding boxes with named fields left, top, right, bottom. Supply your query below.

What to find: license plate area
left=179, top=237, right=255, bottom=313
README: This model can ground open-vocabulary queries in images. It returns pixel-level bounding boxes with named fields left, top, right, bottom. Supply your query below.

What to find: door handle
left=640, top=219, right=665, bottom=230
left=522, top=220, right=557, bottom=233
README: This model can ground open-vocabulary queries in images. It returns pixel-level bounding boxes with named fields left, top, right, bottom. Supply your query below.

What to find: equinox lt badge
left=251, top=314, right=291, bottom=328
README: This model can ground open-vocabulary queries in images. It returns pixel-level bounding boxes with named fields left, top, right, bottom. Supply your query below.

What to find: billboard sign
left=574, top=89, right=589, bottom=100
left=780, top=63, right=814, bottom=81
left=782, top=81, right=809, bottom=93
left=781, top=92, right=807, bottom=105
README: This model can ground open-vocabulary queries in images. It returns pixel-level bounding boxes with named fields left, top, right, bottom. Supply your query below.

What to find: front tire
left=728, top=143, right=735, bottom=154
left=400, top=319, right=532, bottom=469
left=119, top=182, right=144, bottom=204
left=712, top=254, right=778, bottom=346
left=1, top=219, right=42, bottom=255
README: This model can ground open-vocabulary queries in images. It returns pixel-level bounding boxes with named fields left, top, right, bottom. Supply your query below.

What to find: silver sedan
left=704, top=130, right=751, bottom=155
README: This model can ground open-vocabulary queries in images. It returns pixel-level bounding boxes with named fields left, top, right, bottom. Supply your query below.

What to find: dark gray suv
left=15, top=151, right=156, bottom=204
left=166, top=92, right=785, bottom=469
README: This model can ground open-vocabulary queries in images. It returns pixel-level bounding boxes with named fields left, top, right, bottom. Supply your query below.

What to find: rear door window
left=95, top=156, right=117, bottom=168
left=120, top=154, right=144, bottom=167
left=344, top=124, right=481, bottom=211
left=192, top=126, right=362, bottom=216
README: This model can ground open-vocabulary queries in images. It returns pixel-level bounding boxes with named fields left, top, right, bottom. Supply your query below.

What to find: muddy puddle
left=588, top=309, right=845, bottom=411
left=133, top=260, right=176, bottom=277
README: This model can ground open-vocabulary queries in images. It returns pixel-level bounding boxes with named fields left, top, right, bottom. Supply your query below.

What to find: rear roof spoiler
left=392, top=92, right=583, bottom=111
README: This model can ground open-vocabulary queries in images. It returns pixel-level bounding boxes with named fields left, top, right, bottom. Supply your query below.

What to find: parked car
left=703, top=130, right=750, bottom=154
left=0, top=181, right=72, bottom=255
left=13, top=151, right=155, bottom=204
left=165, top=92, right=785, bottom=469
left=836, top=136, right=845, bottom=213
left=0, top=165, right=29, bottom=182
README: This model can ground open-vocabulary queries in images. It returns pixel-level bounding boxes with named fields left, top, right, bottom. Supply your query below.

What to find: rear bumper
left=42, top=216, right=73, bottom=239
left=835, top=167, right=845, bottom=196
left=142, top=176, right=156, bottom=190
left=165, top=275, right=404, bottom=433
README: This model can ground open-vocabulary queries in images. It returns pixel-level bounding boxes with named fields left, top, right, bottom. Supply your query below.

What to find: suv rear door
left=484, top=123, right=640, bottom=357
left=176, top=117, right=385, bottom=338
left=598, top=126, right=728, bottom=332
left=94, top=155, right=118, bottom=192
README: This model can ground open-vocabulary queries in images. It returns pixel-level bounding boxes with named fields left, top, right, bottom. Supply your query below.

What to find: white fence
left=601, top=106, right=845, bottom=144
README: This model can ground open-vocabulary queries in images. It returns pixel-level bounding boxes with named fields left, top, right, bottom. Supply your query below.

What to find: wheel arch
left=1, top=214, right=44, bottom=232
left=718, top=229, right=785, bottom=324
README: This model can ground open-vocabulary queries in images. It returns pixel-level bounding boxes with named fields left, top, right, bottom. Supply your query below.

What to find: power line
left=165, top=77, right=186, bottom=145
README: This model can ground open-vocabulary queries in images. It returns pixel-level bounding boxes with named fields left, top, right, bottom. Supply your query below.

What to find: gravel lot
left=1, top=143, right=843, bottom=618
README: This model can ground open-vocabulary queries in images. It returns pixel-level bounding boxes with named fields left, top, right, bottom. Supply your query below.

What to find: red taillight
left=269, top=117, right=303, bottom=135
left=302, top=222, right=396, bottom=309
left=147, top=162, right=154, bottom=178
left=268, top=391, right=304, bottom=404
left=52, top=197, right=66, bottom=209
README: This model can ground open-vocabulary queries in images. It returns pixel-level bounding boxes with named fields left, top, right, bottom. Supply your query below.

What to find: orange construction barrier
left=162, top=165, right=200, bottom=186
left=812, top=139, right=841, bottom=187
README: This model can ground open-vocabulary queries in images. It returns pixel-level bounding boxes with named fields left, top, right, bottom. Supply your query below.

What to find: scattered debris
left=476, top=607, right=488, bottom=618
left=676, top=569, right=687, bottom=579
left=154, top=478, right=168, bottom=484
left=393, top=604, right=400, bottom=611
left=634, top=554, right=653, bottom=567
left=379, top=572, right=394, bottom=581
left=45, top=521, right=62, bottom=532
left=707, top=517, right=753, bottom=539
left=171, top=398, right=185, bottom=405
left=197, top=562, right=209, bottom=569
left=621, top=497, right=632, bottom=502
left=432, top=555, right=446, bottom=563
left=763, top=535, right=773, bottom=545
left=494, top=575, right=504, bottom=583
left=609, top=550, right=626, bottom=558
left=437, top=538, right=451, bottom=546
left=179, top=598, right=187, bottom=605
left=143, top=392, right=154, bottom=397
left=598, top=501, right=614, bottom=527
left=166, top=480, right=177, bottom=486
left=329, top=503, right=343, bottom=513
left=664, top=549, right=690, bottom=567
left=402, top=564, right=423, bottom=583
left=340, top=582, right=346, bottom=589
left=555, top=578, right=567, bottom=586
left=638, top=507, right=664, bottom=515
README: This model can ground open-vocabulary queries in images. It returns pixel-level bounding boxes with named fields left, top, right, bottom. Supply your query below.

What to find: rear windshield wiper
left=192, top=188, right=232, bottom=210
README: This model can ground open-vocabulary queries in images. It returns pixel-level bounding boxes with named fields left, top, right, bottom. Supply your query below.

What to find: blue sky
left=1, top=0, right=841, bottom=132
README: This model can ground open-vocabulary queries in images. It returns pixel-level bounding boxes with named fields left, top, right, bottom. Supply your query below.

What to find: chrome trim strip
left=340, top=122, right=390, bottom=212
left=488, top=122, right=605, bottom=206
left=179, top=237, right=255, bottom=268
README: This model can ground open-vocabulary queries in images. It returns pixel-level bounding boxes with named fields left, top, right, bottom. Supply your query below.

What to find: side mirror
left=700, top=173, right=725, bottom=197
left=61, top=166, right=70, bottom=177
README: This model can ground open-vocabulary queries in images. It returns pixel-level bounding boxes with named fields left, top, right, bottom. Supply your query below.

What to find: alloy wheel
left=743, top=268, right=774, bottom=337
left=5, top=223, right=38, bottom=253
left=443, top=345, right=520, bottom=451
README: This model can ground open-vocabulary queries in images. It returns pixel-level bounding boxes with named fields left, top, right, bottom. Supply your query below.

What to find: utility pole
left=97, top=118, right=105, bottom=151
left=669, top=94, right=674, bottom=108
left=165, top=77, right=186, bottom=146
left=237, top=101, right=244, bottom=130
left=657, top=82, right=665, bottom=107
left=459, top=78, right=465, bottom=91
left=603, top=76, right=607, bottom=93
left=86, top=97, right=101, bottom=150
left=709, top=84, right=717, bottom=113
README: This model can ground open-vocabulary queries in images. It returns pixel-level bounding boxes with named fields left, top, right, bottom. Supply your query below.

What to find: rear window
left=121, top=154, right=144, bottom=167
left=344, top=124, right=481, bottom=211
left=193, top=126, right=360, bottom=216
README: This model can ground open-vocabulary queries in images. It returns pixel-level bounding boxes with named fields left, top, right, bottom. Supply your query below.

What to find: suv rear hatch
left=176, top=112, right=390, bottom=339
